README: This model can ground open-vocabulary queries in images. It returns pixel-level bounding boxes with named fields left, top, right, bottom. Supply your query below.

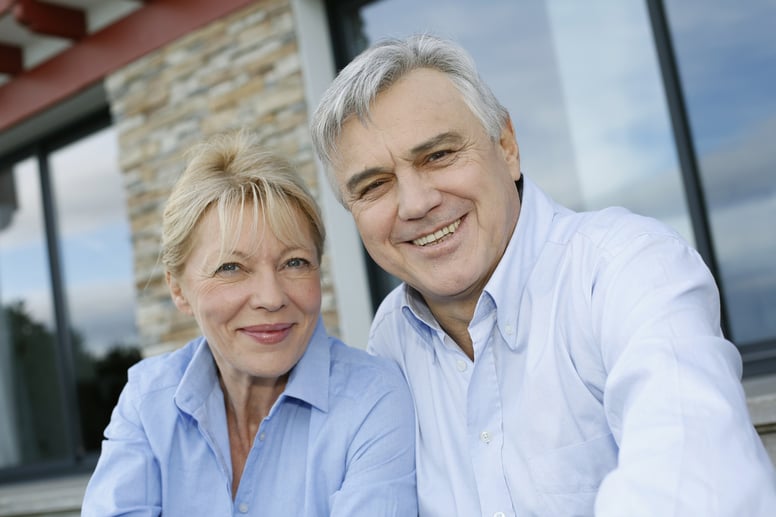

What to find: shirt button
left=238, top=503, right=249, bottom=513
left=505, top=324, right=514, bottom=335
left=480, top=431, right=491, bottom=444
left=259, top=432, right=266, bottom=441
left=494, top=512, right=506, bottom=517
left=456, top=359, right=468, bottom=372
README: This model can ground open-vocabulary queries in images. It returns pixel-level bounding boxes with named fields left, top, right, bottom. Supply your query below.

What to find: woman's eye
left=215, top=263, right=240, bottom=274
left=286, top=257, right=310, bottom=269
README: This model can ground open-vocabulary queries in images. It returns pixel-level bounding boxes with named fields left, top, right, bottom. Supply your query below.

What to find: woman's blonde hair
left=161, top=130, right=324, bottom=276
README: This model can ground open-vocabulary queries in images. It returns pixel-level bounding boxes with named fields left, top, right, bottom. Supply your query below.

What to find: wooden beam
left=0, top=42, right=23, bottom=75
left=13, top=0, right=87, bottom=41
left=0, top=0, right=257, bottom=132
left=0, top=0, right=15, bottom=16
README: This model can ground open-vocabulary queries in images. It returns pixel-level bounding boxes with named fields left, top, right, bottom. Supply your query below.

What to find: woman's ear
left=167, top=271, right=193, bottom=315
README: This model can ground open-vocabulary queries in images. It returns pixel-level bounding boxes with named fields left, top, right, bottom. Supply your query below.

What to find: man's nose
left=396, top=170, right=442, bottom=220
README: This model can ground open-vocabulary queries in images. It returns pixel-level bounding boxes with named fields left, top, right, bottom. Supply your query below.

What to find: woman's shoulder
left=327, top=338, right=409, bottom=398
left=126, top=338, right=203, bottom=395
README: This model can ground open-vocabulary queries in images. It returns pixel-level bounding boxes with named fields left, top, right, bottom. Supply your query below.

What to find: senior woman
left=82, top=131, right=417, bottom=516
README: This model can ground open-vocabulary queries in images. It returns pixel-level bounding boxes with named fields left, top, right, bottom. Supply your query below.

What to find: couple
left=82, top=35, right=776, bottom=516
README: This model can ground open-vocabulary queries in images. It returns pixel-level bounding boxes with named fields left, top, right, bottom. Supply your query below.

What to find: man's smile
left=412, top=219, right=461, bottom=246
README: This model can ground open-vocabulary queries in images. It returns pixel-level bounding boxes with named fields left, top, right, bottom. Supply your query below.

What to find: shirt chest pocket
left=527, top=432, right=617, bottom=515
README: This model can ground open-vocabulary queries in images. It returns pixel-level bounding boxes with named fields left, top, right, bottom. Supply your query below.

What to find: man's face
left=334, top=68, right=522, bottom=312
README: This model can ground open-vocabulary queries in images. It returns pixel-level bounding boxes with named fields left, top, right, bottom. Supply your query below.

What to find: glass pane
left=665, top=0, right=776, bottom=345
left=344, top=0, right=693, bottom=286
left=0, top=159, right=69, bottom=468
left=49, top=127, right=141, bottom=452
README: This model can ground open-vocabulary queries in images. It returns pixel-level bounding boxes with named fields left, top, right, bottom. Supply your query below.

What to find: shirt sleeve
left=81, top=378, right=162, bottom=517
left=591, top=227, right=776, bottom=516
left=328, top=365, right=418, bottom=517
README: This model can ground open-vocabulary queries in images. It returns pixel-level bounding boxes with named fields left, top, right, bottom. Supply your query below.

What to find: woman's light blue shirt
left=82, top=318, right=417, bottom=516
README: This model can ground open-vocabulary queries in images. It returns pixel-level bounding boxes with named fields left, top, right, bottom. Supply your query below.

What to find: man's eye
left=427, top=149, right=452, bottom=162
left=358, top=179, right=389, bottom=198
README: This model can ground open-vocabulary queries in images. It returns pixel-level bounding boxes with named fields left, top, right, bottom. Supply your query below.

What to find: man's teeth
left=413, top=220, right=461, bottom=246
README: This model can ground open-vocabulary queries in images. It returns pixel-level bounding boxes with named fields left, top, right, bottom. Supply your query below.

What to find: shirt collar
left=482, top=175, right=562, bottom=350
left=174, top=337, right=223, bottom=423
left=399, top=285, right=444, bottom=362
left=281, top=316, right=330, bottom=413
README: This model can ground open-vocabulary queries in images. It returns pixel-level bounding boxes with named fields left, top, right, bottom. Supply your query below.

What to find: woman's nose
left=248, top=270, right=286, bottom=311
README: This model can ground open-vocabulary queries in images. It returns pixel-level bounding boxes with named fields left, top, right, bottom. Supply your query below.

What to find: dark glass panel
left=0, top=159, right=69, bottom=467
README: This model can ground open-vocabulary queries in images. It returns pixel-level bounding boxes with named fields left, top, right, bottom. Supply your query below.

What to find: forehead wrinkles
left=336, top=117, right=397, bottom=172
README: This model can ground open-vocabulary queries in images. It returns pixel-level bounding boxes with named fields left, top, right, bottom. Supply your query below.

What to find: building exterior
left=0, top=0, right=774, bottom=514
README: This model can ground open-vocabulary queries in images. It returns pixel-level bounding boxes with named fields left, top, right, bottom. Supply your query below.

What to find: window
left=663, top=0, right=776, bottom=372
left=0, top=111, right=140, bottom=479
left=326, top=0, right=776, bottom=375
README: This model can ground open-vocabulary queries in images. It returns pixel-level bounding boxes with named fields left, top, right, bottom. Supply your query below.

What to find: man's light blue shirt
left=83, top=318, right=417, bottom=516
left=369, top=176, right=776, bottom=517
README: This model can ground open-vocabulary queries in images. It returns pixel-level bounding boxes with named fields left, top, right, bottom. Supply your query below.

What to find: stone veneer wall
left=105, top=0, right=338, bottom=357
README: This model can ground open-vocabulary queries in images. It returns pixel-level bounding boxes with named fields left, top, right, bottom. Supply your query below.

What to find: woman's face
left=167, top=204, right=321, bottom=386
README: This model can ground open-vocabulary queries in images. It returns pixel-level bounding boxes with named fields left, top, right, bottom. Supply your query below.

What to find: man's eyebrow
left=345, top=166, right=387, bottom=195
left=409, top=131, right=464, bottom=156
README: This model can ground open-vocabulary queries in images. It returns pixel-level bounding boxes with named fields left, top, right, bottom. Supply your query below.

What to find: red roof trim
left=14, top=0, right=87, bottom=41
left=0, top=0, right=257, bottom=132
left=0, top=43, right=23, bottom=75
left=0, top=0, right=14, bottom=16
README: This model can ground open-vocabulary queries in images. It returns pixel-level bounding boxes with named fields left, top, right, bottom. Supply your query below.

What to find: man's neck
left=426, top=298, right=477, bottom=360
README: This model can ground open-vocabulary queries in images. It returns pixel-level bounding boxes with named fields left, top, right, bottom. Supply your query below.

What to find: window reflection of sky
left=52, top=128, right=139, bottom=355
left=0, top=158, right=53, bottom=329
left=667, top=0, right=776, bottom=343
left=0, top=128, right=139, bottom=356
left=357, top=0, right=775, bottom=344
left=666, top=0, right=776, bottom=153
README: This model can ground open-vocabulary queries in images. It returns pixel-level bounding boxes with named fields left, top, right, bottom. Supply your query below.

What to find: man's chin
left=411, top=277, right=483, bottom=305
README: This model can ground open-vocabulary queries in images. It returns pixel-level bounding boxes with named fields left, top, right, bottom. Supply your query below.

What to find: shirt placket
left=468, top=323, right=515, bottom=517
left=231, top=417, right=271, bottom=516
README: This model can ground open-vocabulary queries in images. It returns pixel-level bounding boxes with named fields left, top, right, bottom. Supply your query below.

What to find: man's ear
left=499, top=115, right=521, bottom=181
left=167, top=271, right=193, bottom=315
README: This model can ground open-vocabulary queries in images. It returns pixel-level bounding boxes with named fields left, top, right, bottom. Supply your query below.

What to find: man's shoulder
left=556, top=206, right=683, bottom=254
left=371, top=284, right=406, bottom=327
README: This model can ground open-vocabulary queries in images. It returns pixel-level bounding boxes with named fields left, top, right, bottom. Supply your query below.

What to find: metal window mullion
left=645, top=0, right=730, bottom=338
left=37, top=147, right=84, bottom=460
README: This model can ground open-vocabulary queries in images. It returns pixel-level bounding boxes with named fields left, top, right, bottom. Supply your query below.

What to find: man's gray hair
left=310, top=33, right=510, bottom=204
